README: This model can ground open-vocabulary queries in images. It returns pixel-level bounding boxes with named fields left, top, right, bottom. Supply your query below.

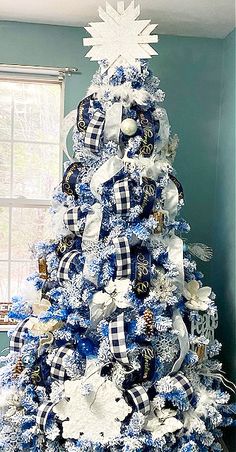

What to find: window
left=0, top=78, right=63, bottom=329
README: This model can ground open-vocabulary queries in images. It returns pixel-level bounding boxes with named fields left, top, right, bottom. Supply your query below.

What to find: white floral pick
left=183, top=280, right=212, bottom=311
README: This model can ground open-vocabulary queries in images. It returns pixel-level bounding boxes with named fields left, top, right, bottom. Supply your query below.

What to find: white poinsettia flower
left=90, top=279, right=132, bottom=325
left=145, top=408, right=183, bottom=439
left=183, top=280, right=212, bottom=311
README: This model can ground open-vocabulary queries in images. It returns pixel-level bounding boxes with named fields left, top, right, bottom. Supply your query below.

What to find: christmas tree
left=0, top=2, right=235, bottom=451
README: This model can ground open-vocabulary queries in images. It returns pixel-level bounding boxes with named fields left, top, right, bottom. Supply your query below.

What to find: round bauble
left=120, top=118, right=138, bottom=136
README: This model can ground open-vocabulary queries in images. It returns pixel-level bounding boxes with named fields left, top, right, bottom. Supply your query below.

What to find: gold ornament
left=38, top=257, right=48, bottom=279
left=196, top=344, right=206, bottom=361
left=153, top=211, right=165, bottom=233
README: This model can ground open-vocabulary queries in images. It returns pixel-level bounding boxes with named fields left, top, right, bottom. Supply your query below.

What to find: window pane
left=0, top=82, right=12, bottom=140
left=0, top=142, right=11, bottom=197
left=10, top=261, right=36, bottom=298
left=13, top=142, right=59, bottom=199
left=11, top=207, right=49, bottom=260
left=13, top=83, right=60, bottom=142
left=0, top=262, right=9, bottom=302
left=0, top=207, right=9, bottom=260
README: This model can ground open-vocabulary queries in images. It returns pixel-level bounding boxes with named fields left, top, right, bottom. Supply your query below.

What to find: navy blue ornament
left=77, top=338, right=97, bottom=357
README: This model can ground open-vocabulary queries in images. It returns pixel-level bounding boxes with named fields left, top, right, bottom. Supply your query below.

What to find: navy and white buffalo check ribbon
left=172, top=373, right=193, bottom=401
left=36, top=401, right=58, bottom=431
left=51, top=345, right=73, bottom=382
left=84, top=110, right=104, bottom=153
left=127, top=385, right=150, bottom=415
left=113, top=236, right=131, bottom=279
left=109, top=313, right=129, bottom=365
left=114, top=178, right=130, bottom=215
left=63, top=206, right=83, bottom=236
left=57, top=250, right=80, bottom=284
left=10, top=318, right=29, bottom=353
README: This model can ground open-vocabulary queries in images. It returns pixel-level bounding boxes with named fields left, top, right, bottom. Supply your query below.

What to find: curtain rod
left=0, top=64, right=80, bottom=80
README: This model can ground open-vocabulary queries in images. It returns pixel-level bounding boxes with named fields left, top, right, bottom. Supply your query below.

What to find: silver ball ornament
left=120, top=118, right=138, bottom=136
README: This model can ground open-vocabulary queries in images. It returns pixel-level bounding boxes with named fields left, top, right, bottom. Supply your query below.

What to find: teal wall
left=0, top=22, right=235, bottom=383
left=212, top=28, right=236, bottom=381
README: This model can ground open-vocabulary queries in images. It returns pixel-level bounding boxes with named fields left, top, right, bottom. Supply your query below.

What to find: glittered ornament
left=153, top=210, right=165, bottom=233
left=196, top=344, right=206, bottom=361
left=38, top=257, right=48, bottom=279
left=120, top=118, right=138, bottom=136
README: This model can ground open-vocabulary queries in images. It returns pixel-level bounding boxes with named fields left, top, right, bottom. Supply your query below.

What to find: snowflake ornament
left=53, top=360, right=131, bottom=442
left=83, top=1, right=158, bottom=74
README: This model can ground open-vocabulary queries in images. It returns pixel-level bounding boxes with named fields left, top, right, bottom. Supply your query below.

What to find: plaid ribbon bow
left=109, top=312, right=129, bottom=365
left=51, top=345, right=74, bottom=382
left=63, top=206, right=83, bottom=236
left=172, top=373, right=193, bottom=401
left=127, top=385, right=150, bottom=415
left=10, top=318, right=29, bottom=353
left=113, top=236, right=131, bottom=279
left=57, top=250, right=80, bottom=284
left=114, top=178, right=130, bottom=215
left=84, top=110, right=105, bottom=153
left=36, top=401, right=58, bottom=431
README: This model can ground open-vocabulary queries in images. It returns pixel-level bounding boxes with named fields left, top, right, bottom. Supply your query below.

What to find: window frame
left=0, top=75, right=65, bottom=330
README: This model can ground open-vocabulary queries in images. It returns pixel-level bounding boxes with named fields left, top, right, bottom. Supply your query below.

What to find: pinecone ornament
left=13, top=357, right=24, bottom=378
left=144, top=308, right=154, bottom=336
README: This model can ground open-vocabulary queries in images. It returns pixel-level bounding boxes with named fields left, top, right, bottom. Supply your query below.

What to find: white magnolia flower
left=183, top=280, right=211, bottom=311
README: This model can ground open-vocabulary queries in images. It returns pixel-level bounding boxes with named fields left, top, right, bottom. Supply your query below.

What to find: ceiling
left=0, top=0, right=235, bottom=39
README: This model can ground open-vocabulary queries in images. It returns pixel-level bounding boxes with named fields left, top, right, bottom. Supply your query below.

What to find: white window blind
left=0, top=77, right=63, bottom=330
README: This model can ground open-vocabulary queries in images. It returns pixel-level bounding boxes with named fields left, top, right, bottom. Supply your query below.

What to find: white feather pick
left=188, top=243, right=213, bottom=262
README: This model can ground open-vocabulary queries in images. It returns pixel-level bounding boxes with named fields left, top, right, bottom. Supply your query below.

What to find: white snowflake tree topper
left=83, top=1, right=158, bottom=74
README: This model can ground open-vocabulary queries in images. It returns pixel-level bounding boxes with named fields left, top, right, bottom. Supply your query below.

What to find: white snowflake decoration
left=83, top=1, right=158, bottom=74
left=53, top=360, right=131, bottom=442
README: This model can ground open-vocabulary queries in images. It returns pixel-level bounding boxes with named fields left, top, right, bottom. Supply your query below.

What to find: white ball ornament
left=120, top=118, right=138, bottom=136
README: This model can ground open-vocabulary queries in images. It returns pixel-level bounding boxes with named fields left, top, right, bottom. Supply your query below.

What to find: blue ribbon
left=62, top=162, right=82, bottom=199
left=133, top=247, right=151, bottom=297
left=77, top=94, right=94, bottom=132
left=137, top=109, right=157, bottom=158
left=140, top=177, right=156, bottom=218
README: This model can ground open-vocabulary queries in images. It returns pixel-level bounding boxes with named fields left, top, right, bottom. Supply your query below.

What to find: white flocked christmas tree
left=0, top=2, right=235, bottom=452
